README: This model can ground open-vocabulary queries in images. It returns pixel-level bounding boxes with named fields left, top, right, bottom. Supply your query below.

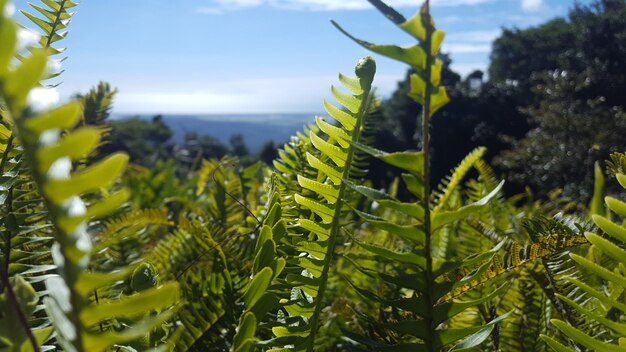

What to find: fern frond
left=439, top=229, right=589, bottom=302
left=0, top=18, right=180, bottom=350
left=78, top=81, right=118, bottom=127
left=149, top=220, right=234, bottom=350
left=95, top=208, right=172, bottom=246
left=253, top=57, right=377, bottom=352
left=0, top=153, right=55, bottom=352
left=332, top=0, right=449, bottom=117
left=231, top=184, right=287, bottom=352
left=343, top=144, right=512, bottom=350
left=542, top=156, right=626, bottom=351
left=331, top=3, right=515, bottom=349
left=0, top=11, right=56, bottom=350
left=498, top=270, right=551, bottom=352
left=19, top=0, right=77, bottom=85
left=0, top=125, right=54, bottom=281
left=433, top=147, right=486, bottom=214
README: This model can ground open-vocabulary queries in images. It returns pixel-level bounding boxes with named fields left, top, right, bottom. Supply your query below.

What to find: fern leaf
left=19, top=0, right=77, bottom=85
left=150, top=221, right=234, bottom=350
left=331, top=3, right=510, bottom=349
left=542, top=154, right=626, bottom=351
left=332, top=1, right=448, bottom=116
left=94, top=208, right=172, bottom=249
left=0, top=19, right=180, bottom=351
left=258, top=57, right=377, bottom=352
left=77, top=81, right=118, bottom=127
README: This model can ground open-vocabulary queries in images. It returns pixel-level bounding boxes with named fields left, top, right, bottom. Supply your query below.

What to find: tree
left=183, top=132, right=228, bottom=159
left=229, top=133, right=249, bottom=157
left=494, top=71, right=626, bottom=201
left=101, top=115, right=174, bottom=167
left=494, top=0, right=626, bottom=200
left=258, top=140, right=278, bottom=165
left=489, top=19, right=577, bottom=93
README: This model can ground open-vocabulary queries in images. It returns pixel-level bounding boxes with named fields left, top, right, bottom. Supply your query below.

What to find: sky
left=13, top=0, right=590, bottom=115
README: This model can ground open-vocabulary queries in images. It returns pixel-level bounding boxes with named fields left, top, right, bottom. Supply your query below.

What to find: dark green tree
left=494, top=70, right=626, bottom=201
left=494, top=0, right=626, bottom=200
left=183, top=132, right=228, bottom=160
left=489, top=18, right=577, bottom=94
left=101, top=115, right=174, bottom=167
left=229, top=133, right=249, bottom=157
left=258, top=140, right=278, bottom=165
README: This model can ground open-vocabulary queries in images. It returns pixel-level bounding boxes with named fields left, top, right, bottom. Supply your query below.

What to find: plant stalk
left=45, top=0, right=68, bottom=49
left=0, top=134, right=14, bottom=278
left=0, top=266, right=41, bottom=352
left=420, top=0, right=435, bottom=350
left=306, top=86, right=373, bottom=352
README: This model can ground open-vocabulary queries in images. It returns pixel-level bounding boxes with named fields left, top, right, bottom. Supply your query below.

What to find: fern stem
left=421, top=1, right=435, bottom=349
left=45, top=0, right=68, bottom=49
left=0, top=133, right=13, bottom=176
left=10, top=115, right=87, bottom=351
left=0, top=134, right=14, bottom=278
left=0, top=263, right=40, bottom=352
left=306, top=84, right=373, bottom=352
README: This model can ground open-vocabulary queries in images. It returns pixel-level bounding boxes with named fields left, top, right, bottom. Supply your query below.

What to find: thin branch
left=420, top=2, right=435, bottom=349
left=0, top=267, right=41, bottom=352
left=0, top=134, right=14, bottom=278
left=44, top=0, right=68, bottom=49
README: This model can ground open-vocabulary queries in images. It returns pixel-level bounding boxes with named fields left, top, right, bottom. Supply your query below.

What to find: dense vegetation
left=1, top=0, right=626, bottom=351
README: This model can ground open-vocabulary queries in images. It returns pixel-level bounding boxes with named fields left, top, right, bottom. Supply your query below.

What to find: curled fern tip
left=356, top=56, right=376, bottom=89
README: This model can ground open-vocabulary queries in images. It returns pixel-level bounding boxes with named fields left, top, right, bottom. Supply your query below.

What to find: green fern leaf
left=542, top=154, right=626, bottom=351
left=257, top=57, right=377, bottom=352
left=19, top=0, right=77, bottom=85
left=0, top=18, right=180, bottom=350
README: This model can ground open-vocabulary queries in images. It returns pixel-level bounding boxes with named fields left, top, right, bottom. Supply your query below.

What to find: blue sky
left=14, top=0, right=589, bottom=114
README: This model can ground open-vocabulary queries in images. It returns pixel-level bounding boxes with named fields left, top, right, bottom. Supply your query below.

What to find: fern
left=0, top=10, right=180, bottom=350
left=270, top=57, right=376, bottom=351
left=343, top=145, right=507, bottom=349
left=154, top=220, right=234, bottom=350
left=78, top=81, right=118, bottom=127
left=231, top=180, right=286, bottom=352
left=330, top=1, right=518, bottom=350
left=1, top=0, right=618, bottom=350
left=498, top=270, right=551, bottom=352
left=541, top=154, right=626, bottom=351
left=244, top=57, right=377, bottom=351
left=19, top=0, right=77, bottom=85
left=95, top=208, right=172, bottom=246
left=0, top=134, right=57, bottom=350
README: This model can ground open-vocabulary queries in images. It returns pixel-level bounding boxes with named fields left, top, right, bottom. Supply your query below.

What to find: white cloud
left=116, top=91, right=250, bottom=114
left=446, top=30, right=501, bottom=43
left=441, top=30, right=499, bottom=54
left=16, top=28, right=41, bottom=51
left=443, top=43, right=491, bottom=53
left=47, top=58, right=63, bottom=75
left=4, top=2, right=15, bottom=17
left=28, top=88, right=60, bottom=112
left=197, top=0, right=495, bottom=13
left=521, top=0, right=543, bottom=12
left=114, top=76, right=332, bottom=114
left=112, top=73, right=404, bottom=114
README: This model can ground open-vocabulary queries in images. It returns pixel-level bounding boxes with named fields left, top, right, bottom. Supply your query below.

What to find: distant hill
left=111, top=114, right=318, bottom=152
